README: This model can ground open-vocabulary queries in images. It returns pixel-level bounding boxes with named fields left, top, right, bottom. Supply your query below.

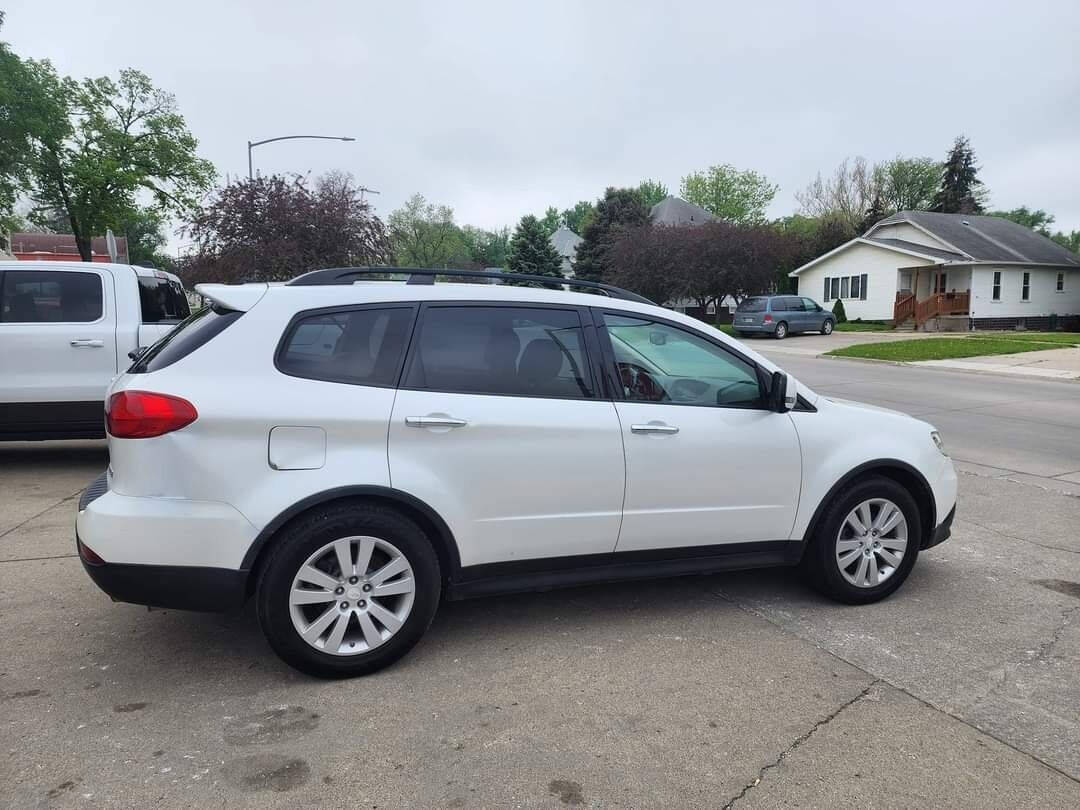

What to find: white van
left=0, top=261, right=190, bottom=440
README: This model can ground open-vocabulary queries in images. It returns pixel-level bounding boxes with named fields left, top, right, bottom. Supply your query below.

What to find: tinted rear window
left=1, top=270, right=103, bottom=323
left=128, top=306, right=242, bottom=373
left=276, top=307, right=414, bottom=386
left=737, top=297, right=767, bottom=313
left=138, top=276, right=191, bottom=323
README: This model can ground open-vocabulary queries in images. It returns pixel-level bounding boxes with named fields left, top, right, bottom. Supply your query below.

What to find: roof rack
left=286, top=266, right=654, bottom=304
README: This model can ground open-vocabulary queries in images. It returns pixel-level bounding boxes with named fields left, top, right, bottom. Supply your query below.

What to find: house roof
left=649, top=196, right=716, bottom=227
left=788, top=236, right=962, bottom=276
left=869, top=211, right=1080, bottom=266
left=9, top=232, right=130, bottom=262
left=549, top=225, right=582, bottom=259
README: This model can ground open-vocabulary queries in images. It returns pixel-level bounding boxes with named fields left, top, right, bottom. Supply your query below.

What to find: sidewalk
left=915, top=346, right=1080, bottom=380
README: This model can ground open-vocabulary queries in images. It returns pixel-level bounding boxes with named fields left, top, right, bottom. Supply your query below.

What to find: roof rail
left=286, top=266, right=655, bottom=304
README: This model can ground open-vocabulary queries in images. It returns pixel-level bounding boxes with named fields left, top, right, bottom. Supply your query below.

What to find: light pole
left=247, top=135, right=356, bottom=180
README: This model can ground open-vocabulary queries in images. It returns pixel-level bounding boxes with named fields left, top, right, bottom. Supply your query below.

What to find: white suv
left=76, top=268, right=957, bottom=678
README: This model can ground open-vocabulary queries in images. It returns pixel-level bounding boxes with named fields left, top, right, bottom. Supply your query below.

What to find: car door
left=801, top=297, right=825, bottom=330
left=597, top=310, right=802, bottom=552
left=782, top=296, right=807, bottom=332
left=388, top=303, right=625, bottom=568
left=0, top=267, right=118, bottom=405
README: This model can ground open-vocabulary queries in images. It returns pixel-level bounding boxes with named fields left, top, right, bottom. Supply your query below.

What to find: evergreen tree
left=932, top=136, right=986, bottom=214
left=859, top=194, right=887, bottom=232
left=506, top=214, right=564, bottom=280
left=573, top=187, right=650, bottom=283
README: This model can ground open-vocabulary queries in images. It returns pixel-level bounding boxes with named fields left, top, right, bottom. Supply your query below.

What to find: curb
left=817, top=352, right=1080, bottom=384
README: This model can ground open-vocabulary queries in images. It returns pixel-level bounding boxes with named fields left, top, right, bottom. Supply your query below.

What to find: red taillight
left=78, top=538, right=106, bottom=566
left=106, top=391, right=198, bottom=439
left=763, top=314, right=773, bottom=323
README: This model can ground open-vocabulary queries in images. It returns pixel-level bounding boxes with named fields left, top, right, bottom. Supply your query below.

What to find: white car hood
left=826, top=396, right=909, bottom=419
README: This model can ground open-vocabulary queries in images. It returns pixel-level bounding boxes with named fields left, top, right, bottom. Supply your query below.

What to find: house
left=650, top=195, right=716, bottom=227
left=549, top=224, right=582, bottom=278
left=788, top=212, right=1080, bottom=330
left=9, top=232, right=130, bottom=264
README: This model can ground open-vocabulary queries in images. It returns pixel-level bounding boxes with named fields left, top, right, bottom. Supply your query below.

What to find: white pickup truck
left=0, top=261, right=191, bottom=441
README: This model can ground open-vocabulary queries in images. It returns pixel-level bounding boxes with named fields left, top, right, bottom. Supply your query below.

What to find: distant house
left=650, top=196, right=716, bottom=227
left=549, top=224, right=582, bottom=278
left=9, top=232, right=130, bottom=264
left=789, top=211, right=1080, bottom=330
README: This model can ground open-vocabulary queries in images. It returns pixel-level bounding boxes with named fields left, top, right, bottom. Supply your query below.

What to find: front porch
left=893, top=265, right=970, bottom=329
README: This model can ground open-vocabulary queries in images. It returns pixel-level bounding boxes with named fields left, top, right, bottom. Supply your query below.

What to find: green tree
left=831, top=298, right=848, bottom=323
left=0, top=13, right=68, bottom=247
left=636, top=178, right=669, bottom=209
left=26, top=69, right=214, bottom=261
left=387, top=193, right=469, bottom=267
left=460, top=225, right=510, bottom=268
left=573, top=187, right=650, bottom=283
left=1051, top=230, right=1080, bottom=254
left=31, top=203, right=172, bottom=268
left=561, top=200, right=594, bottom=234
left=989, top=206, right=1055, bottom=235
left=537, top=206, right=561, bottom=236
left=875, top=156, right=940, bottom=212
left=507, top=214, right=563, bottom=279
left=679, top=164, right=777, bottom=225
left=932, top=136, right=987, bottom=214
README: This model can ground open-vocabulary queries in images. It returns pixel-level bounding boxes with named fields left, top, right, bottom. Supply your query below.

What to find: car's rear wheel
left=774, top=321, right=788, bottom=339
left=256, top=502, right=441, bottom=678
left=822, top=319, right=834, bottom=335
left=801, top=476, right=920, bottom=604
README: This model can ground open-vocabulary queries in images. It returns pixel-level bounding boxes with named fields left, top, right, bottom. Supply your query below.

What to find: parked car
left=0, top=261, right=190, bottom=441
left=734, top=295, right=834, bottom=339
left=76, top=268, right=956, bottom=678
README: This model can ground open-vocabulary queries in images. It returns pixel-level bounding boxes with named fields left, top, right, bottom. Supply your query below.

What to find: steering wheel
left=619, top=363, right=667, bottom=402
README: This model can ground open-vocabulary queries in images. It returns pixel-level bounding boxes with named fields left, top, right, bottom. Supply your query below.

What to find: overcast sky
left=6, top=0, right=1079, bottom=251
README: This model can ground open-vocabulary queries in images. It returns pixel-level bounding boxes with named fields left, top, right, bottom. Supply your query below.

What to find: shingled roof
left=869, top=212, right=1080, bottom=267
left=649, top=196, right=716, bottom=227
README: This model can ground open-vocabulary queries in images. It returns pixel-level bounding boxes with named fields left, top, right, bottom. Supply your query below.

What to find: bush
left=831, top=299, right=848, bottom=323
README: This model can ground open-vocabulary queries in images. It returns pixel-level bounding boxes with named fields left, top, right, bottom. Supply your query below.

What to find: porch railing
left=893, top=292, right=915, bottom=324
left=894, top=290, right=970, bottom=327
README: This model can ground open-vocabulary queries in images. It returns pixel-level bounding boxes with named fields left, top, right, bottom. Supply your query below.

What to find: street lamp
left=247, top=135, right=356, bottom=180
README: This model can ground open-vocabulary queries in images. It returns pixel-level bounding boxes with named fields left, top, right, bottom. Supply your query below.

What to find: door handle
left=70, top=339, right=104, bottom=348
left=631, top=423, right=679, bottom=435
left=405, top=416, right=468, bottom=428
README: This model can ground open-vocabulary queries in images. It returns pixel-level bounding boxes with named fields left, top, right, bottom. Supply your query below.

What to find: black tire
left=822, top=319, right=834, bottom=335
left=256, top=501, right=441, bottom=678
left=773, top=321, right=788, bottom=339
left=800, top=476, right=921, bottom=604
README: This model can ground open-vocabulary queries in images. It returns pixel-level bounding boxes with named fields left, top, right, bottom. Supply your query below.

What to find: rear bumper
left=733, top=321, right=776, bottom=334
left=78, top=536, right=247, bottom=611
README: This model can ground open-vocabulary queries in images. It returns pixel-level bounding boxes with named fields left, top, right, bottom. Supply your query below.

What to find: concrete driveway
left=739, top=329, right=933, bottom=357
left=3, top=357, right=1080, bottom=807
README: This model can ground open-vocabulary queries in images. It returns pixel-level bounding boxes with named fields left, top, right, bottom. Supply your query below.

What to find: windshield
left=737, top=297, right=768, bottom=312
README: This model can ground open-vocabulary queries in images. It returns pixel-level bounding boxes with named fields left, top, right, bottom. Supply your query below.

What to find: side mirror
left=770, top=371, right=797, bottom=412
left=128, top=347, right=148, bottom=362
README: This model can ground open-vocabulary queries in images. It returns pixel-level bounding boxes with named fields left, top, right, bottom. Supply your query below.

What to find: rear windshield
left=128, top=306, right=242, bottom=373
left=138, top=276, right=191, bottom=323
left=737, top=297, right=768, bottom=312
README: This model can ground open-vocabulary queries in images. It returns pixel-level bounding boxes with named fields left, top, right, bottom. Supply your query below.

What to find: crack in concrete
left=721, top=680, right=882, bottom=809
left=0, top=553, right=78, bottom=564
left=956, top=515, right=1080, bottom=556
left=0, top=489, right=81, bottom=541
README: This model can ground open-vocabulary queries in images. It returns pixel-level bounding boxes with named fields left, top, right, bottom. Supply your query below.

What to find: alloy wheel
left=835, top=498, right=908, bottom=588
left=288, top=535, right=416, bottom=656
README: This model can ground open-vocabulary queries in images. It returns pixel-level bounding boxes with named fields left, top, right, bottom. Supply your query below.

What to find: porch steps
left=893, top=317, right=917, bottom=332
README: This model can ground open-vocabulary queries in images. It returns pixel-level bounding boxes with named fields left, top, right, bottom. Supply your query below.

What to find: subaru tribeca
left=76, top=268, right=957, bottom=678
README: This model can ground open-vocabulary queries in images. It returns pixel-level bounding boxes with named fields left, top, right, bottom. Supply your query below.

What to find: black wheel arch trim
left=799, top=459, right=937, bottom=553
left=239, top=485, right=463, bottom=578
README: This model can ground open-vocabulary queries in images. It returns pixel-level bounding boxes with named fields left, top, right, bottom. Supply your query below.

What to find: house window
left=1021, top=272, right=1030, bottom=301
left=934, top=272, right=948, bottom=294
left=823, top=277, right=831, bottom=302
left=992, top=271, right=1001, bottom=301
left=830, top=277, right=840, bottom=300
left=840, top=277, right=849, bottom=299
left=860, top=273, right=867, bottom=300
left=850, top=275, right=861, bottom=299
left=1057, top=272, right=1065, bottom=292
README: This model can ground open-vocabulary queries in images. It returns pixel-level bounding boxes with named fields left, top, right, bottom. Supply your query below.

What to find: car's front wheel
left=256, top=502, right=441, bottom=678
left=822, top=319, right=834, bottom=335
left=801, top=476, right=920, bottom=604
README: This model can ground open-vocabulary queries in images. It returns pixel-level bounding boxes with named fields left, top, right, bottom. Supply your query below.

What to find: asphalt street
left=2, top=355, right=1079, bottom=808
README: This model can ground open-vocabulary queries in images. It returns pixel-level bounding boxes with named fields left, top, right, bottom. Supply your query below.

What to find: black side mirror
left=770, top=371, right=796, bottom=413
left=128, top=347, right=148, bottom=362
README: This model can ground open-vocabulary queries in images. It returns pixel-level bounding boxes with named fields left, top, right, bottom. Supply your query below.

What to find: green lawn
left=827, top=337, right=1068, bottom=362
left=967, top=331, right=1080, bottom=346
left=834, top=321, right=893, bottom=332
left=715, top=324, right=735, bottom=335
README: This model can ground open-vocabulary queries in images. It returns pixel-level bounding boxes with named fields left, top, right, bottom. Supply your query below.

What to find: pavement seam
left=955, top=514, right=1080, bottom=555
left=0, top=553, right=78, bottom=564
left=0, top=489, right=81, bottom=541
left=707, top=585, right=1080, bottom=788
left=720, top=679, right=882, bottom=809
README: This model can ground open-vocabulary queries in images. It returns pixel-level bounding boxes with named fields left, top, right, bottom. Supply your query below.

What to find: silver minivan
left=733, top=295, right=834, bottom=339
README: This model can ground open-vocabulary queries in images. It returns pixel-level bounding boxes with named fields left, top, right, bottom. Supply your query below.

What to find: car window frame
left=273, top=302, right=420, bottom=389
left=0, top=267, right=108, bottom=325
left=591, top=307, right=771, bottom=411
left=398, top=301, right=603, bottom=402
left=801, top=297, right=822, bottom=312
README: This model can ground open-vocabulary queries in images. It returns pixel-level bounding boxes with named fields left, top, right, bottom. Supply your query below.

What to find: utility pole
left=358, top=186, right=381, bottom=204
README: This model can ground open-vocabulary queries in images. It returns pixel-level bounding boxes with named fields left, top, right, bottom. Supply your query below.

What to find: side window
left=785, top=297, right=805, bottom=312
left=604, top=314, right=763, bottom=409
left=403, top=306, right=594, bottom=399
left=0, top=270, right=103, bottom=323
left=138, top=277, right=191, bottom=323
left=277, top=307, right=413, bottom=386
left=801, top=297, right=820, bottom=312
